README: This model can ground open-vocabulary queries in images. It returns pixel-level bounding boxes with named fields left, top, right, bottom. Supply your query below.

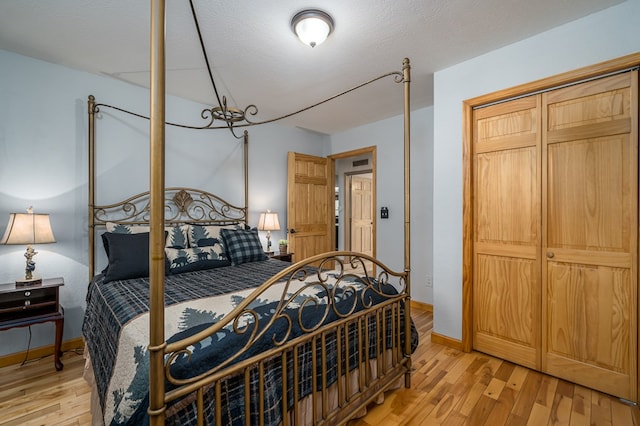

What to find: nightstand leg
left=54, top=317, right=64, bottom=371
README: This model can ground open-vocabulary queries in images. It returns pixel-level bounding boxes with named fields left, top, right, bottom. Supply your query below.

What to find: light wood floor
left=0, top=308, right=638, bottom=425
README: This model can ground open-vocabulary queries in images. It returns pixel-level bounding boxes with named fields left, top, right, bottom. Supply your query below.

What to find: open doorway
left=330, top=147, right=376, bottom=273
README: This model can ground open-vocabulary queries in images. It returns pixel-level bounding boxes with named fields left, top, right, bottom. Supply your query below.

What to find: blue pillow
left=101, top=231, right=168, bottom=283
left=220, top=228, right=268, bottom=265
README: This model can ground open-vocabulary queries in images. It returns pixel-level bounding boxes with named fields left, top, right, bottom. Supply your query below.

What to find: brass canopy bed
left=81, top=2, right=415, bottom=425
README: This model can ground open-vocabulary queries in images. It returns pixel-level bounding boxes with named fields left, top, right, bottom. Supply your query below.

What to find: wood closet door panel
left=546, top=136, right=629, bottom=251
left=473, top=96, right=542, bottom=369
left=545, top=263, right=632, bottom=397
left=474, top=254, right=539, bottom=369
left=542, top=72, right=638, bottom=400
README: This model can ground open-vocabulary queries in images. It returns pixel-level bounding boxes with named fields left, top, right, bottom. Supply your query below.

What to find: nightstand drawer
left=0, top=287, right=58, bottom=322
left=269, top=253, right=293, bottom=263
left=0, top=286, right=56, bottom=308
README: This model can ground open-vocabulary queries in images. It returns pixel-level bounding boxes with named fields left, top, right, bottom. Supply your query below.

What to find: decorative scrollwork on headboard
left=92, top=187, right=246, bottom=227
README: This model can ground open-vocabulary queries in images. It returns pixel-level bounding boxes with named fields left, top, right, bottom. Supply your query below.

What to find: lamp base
left=16, top=276, right=42, bottom=287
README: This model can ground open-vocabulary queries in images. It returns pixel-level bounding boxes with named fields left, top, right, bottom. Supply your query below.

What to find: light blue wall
left=432, top=0, right=640, bottom=340
left=0, top=50, right=324, bottom=356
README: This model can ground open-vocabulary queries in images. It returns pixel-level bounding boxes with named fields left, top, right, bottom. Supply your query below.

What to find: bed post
left=402, top=58, right=412, bottom=388
left=88, top=95, right=96, bottom=280
left=148, top=0, right=167, bottom=424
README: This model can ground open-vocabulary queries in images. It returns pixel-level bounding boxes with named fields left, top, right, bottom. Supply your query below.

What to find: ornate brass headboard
left=92, top=187, right=245, bottom=226
left=88, top=187, right=246, bottom=279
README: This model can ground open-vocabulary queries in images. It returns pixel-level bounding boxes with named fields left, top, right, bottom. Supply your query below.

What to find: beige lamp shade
left=1, top=212, right=56, bottom=245
left=257, top=211, right=280, bottom=231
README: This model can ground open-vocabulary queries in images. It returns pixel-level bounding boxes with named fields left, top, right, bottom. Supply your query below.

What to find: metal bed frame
left=85, top=2, right=412, bottom=423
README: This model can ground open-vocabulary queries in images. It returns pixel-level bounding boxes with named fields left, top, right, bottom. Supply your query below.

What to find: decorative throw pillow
left=186, top=224, right=237, bottom=257
left=165, top=246, right=230, bottom=274
left=106, top=222, right=189, bottom=248
left=220, top=228, right=268, bottom=266
left=102, top=232, right=153, bottom=283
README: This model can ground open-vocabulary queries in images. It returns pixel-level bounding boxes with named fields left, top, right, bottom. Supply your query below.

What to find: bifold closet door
left=472, top=95, right=542, bottom=370
left=472, top=69, right=638, bottom=400
left=542, top=71, right=638, bottom=400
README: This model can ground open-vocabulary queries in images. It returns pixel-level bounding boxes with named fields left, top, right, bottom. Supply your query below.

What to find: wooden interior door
left=541, top=72, right=638, bottom=400
left=349, top=174, right=373, bottom=256
left=348, top=174, right=373, bottom=272
left=472, top=96, right=542, bottom=370
left=287, top=152, right=333, bottom=263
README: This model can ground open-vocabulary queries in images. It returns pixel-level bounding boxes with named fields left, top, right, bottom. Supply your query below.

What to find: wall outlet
left=426, top=275, right=432, bottom=288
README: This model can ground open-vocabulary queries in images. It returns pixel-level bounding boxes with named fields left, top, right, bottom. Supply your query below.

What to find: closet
left=471, top=70, right=638, bottom=400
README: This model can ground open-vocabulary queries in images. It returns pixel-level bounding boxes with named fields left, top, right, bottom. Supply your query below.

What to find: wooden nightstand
left=0, top=277, right=65, bottom=370
left=269, top=253, right=293, bottom=263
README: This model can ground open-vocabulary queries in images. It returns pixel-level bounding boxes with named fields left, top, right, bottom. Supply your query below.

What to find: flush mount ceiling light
left=291, top=9, right=334, bottom=48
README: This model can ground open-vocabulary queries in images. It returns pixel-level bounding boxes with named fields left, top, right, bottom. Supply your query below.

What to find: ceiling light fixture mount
left=291, top=9, right=334, bottom=48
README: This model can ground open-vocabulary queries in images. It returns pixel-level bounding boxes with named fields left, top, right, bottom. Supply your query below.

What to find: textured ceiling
left=0, top=0, right=625, bottom=134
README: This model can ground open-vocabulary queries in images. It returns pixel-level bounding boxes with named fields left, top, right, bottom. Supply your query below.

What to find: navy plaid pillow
left=220, top=228, right=268, bottom=265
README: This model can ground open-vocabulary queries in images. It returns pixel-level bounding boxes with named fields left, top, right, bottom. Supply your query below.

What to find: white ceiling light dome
left=291, top=9, right=334, bottom=48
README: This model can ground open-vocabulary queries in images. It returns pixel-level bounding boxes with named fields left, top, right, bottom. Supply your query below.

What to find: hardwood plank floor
left=349, top=309, right=640, bottom=426
left=0, top=308, right=638, bottom=425
left=0, top=348, right=91, bottom=425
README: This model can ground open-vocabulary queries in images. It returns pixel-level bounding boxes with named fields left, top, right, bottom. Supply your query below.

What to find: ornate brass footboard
left=161, top=251, right=413, bottom=425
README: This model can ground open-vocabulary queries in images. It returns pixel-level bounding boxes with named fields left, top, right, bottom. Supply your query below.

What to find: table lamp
left=1, top=207, right=56, bottom=286
left=257, top=210, right=280, bottom=254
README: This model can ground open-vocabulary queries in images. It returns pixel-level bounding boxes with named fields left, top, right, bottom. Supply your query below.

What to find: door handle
left=289, top=229, right=297, bottom=234
left=546, top=252, right=554, bottom=259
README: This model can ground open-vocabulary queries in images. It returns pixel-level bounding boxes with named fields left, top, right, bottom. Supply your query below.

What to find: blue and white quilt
left=82, top=259, right=417, bottom=425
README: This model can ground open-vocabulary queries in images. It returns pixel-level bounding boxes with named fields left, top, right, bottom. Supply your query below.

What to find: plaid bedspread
left=82, top=259, right=417, bottom=425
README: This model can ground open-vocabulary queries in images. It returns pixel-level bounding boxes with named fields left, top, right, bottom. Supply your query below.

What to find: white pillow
left=105, top=222, right=189, bottom=248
